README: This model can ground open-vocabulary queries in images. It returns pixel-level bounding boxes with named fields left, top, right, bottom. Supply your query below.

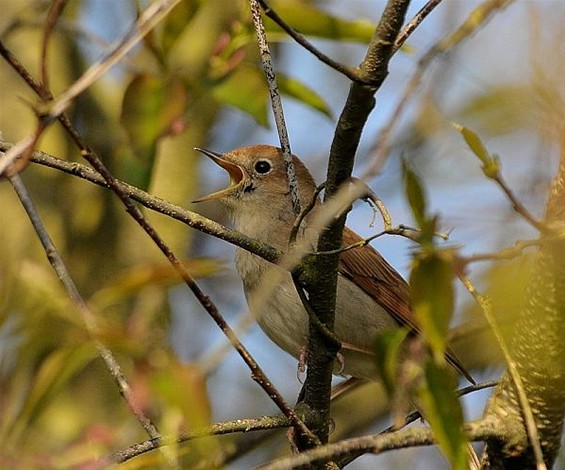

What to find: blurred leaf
left=278, top=74, right=333, bottom=120
left=151, top=359, right=222, bottom=467
left=267, top=1, right=376, bottom=43
left=210, top=64, right=268, bottom=125
left=419, top=361, right=468, bottom=470
left=210, top=64, right=331, bottom=125
left=402, top=160, right=427, bottom=228
left=10, top=344, right=97, bottom=441
left=454, top=124, right=499, bottom=178
left=373, top=328, right=410, bottom=396
left=410, top=251, right=455, bottom=364
left=91, top=257, right=224, bottom=308
left=161, top=1, right=202, bottom=55
left=456, top=85, right=533, bottom=135
left=120, top=74, right=188, bottom=180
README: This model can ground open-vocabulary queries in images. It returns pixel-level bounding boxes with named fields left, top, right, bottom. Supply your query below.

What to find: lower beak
left=192, top=148, right=245, bottom=203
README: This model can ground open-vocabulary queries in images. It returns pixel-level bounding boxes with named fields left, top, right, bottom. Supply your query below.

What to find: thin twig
left=491, top=172, right=546, bottom=232
left=458, top=274, right=547, bottom=470
left=393, top=0, right=444, bottom=53
left=249, top=0, right=301, bottom=215
left=42, top=0, right=184, bottom=119
left=257, top=0, right=362, bottom=83
left=0, top=40, right=317, bottom=446
left=107, top=413, right=292, bottom=465
left=289, top=182, right=324, bottom=245
left=382, top=379, right=499, bottom=433
left=460, top=239, right=540, bottom=264
left=0, top=141, right=281, bottom=265
left=40, top=0, right=68, bottom=89
left=258, top=419, right=502, bottom=470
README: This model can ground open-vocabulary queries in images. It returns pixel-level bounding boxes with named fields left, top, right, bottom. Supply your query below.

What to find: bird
left=193, top=144, right=474, bottom=384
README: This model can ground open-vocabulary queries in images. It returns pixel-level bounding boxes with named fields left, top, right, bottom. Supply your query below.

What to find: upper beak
left=192, top=148, right=245, bottom=203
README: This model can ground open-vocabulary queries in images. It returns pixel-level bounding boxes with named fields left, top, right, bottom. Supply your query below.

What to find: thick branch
left=481, top=150, right=565, bottom=468
left=300, top=0, right=411, bottom=448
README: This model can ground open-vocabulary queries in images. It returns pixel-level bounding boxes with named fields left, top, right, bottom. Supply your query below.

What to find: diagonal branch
left=0, top=39, right=317, bottom=445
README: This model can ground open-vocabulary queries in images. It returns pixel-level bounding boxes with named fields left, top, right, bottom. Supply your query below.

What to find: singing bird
left=194, top=145, right=473, bottom=383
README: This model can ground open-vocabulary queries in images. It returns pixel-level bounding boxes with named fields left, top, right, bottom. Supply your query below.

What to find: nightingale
left=194, top=145, right=473, bottom=384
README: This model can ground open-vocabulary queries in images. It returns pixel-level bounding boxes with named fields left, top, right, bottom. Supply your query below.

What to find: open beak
left=192, top=148, right=246, bottom=203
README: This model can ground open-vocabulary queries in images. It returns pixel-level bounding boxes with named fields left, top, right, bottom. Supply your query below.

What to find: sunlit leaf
left=210, top=64, right=332, bottom=125
left=121, top=74, right=188, bottom=166
left=454, top=124, right=499, bottom=177
left=267, top=1, right=376, bottom=43
left=12, top=345, right=98, bottom=438
left=374, top=328, right=410, bottom=396
left=410, top=251, right=455, bottom=364
left=210, top=64, right=269, bottom=125
left=151, top=358, right=221, bottom=467
left=419, top=361, right=468, bottom=470
left=278, top=74, right=333, bottom=120
left=91, top=257, right=224, bottom=308
left=402, top=160, right=427, bottom=228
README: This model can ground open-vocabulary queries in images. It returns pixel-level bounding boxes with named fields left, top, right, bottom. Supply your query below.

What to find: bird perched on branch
left=194, top=145, right=473, bottom=384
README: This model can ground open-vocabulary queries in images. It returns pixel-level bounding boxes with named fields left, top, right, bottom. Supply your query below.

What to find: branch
left=257, top=0, right=362, bottom=83
left=0, top=141, right=281, bottom=265
left=300, top=0, right=411, bottom=449
left=249, top=0, right=301, bottom=215
left=458, top=274, right=546, bottom=469
left=259, top=419, right=503, bottom=470
left=107, top=414, right=292, bottom=465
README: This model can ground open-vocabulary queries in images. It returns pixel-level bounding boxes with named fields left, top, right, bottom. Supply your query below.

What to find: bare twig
left=460, top=239, right=540, bottom=264
left=458, top=274, right=547, bottom=470
left=0, top=141, right=281, bottom=264
left=40, top=0, right=68, bottom=89
left=382, top=379, right=499, bottom=433
left=0, top=40, right=317, bottom=446
left=257, top=0, right=362, bottom=83
left=42, top=0, right=183, bottom=119
left=393, top=0, right=444, bottom=52
left=249, top=0, right=301, bottom=215
left=289, top=182, right=325, bottom=245
left=107, top=413, right=292, bottom=465
left=258, top=419, right=502, bottom=470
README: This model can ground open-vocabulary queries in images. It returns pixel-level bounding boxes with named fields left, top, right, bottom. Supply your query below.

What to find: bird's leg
left=297, top=345, right=308, bottom=383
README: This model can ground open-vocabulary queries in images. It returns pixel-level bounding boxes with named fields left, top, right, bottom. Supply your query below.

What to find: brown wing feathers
left=338, top=228, right=475, bottom=384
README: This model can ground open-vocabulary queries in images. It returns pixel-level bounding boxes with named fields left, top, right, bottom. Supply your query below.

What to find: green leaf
left=16, top=344, right=98, bottom=431
left=161, top=1, right=201, bottom=55
left=120, top=73, right=187, bottom=166
left=402, top=160, right=427, bottom=227
left=419, top=361, right=468, bottom=470
left=454, top=124, right=499, bottom=177
left=374, top=328, right=410, bottom=396
left=210, top=64, right=269, bottom=125
left=210, top=64, right=333, bottom=125
left=277, top=74, right=333, bottom=120
left=266, top=1, right=376, bottom=43
left=410, top=251, right=454, bottom=364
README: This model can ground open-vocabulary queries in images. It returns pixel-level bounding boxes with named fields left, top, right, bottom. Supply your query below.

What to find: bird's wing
left=338, top=227, right=475, bottom=384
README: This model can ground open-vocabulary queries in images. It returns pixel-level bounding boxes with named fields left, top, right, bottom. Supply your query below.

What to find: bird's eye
left=254, top=159, right=272, bottom=175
